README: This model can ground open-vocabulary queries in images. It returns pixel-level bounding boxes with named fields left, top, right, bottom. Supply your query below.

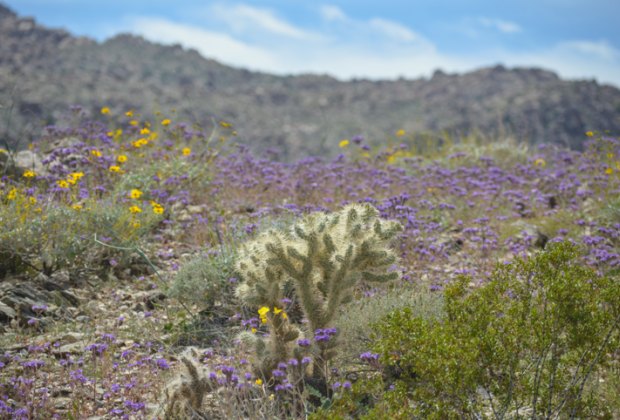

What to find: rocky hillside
left=1, top=3, right=619, bottom=159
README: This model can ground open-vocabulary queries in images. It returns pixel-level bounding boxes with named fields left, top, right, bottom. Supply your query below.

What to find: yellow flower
left=182, top=147, right=191, bottom=156
left=258, top=306, right=270, bottom=323
left=129, top=120, right=139, bottom=127
left=68, top=172, right=84, bottom=184
left=219, top=121, right=233, bottom=128
left=72, top=204, right=83, bottom=211
left=101, top=106, right=110, bottom=115
left=534, top=158, right=546, bottom=167
left=91, top=149, right=102, bottom=157
left=125, top=110, right=134, bottom=117
left=251, top=327, right=257, bottom=334
left=255, top=378, right=263, bottom=386
left=132, top=139, right=148, bottom=148
left=7, top=188, right=17, bottom=200
left=23, top=170, right=36, bottom=178
left=269, top=394, right=275, bottom=401
left=140, top=127, right=150, bottom=135
left=605, top=167, right=613, bottom=175
left=130, top=189, right=143, bottom=199
left=395, top=129, right=406, bottom=137
left=28, top=196, right=37, bottom=205
left=109, top=165, right=121, bottom=173
left=132, top=221, right=141, bottom=228
left=161, top=118, right=171, bottom=126
left=152, top=204, right=164, bottom=215
left=338, top=139, right=349, bottom=148
left=129, top=205, right=142, bottom=214
left=586, top=131, right=594, bottom=137
left=117, top=155, right=127, bottom=163
left=149, top=132, right=158, bottom=141
left=57, top=180, right=69, bottom=189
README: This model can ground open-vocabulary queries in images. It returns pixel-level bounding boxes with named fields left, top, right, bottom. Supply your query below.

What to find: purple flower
left=124, top=400, right=145, bottom=412
left=297, top=338, right=311, bottom=347
left=85, top=343, right=108, bottom=355
left=21, top=360, right=45, bottom=369
left=314, top=327, right=338, bottom=342
left=31, top=304, right=48, bottom=313
left=155, top=358, right=170, bottom=370
left=359, top=352, right=380, bottom=362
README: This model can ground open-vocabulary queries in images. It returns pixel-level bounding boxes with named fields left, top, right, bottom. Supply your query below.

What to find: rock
left=53, top=341, right=86, bottom=354
left=75, top=315, right=90, bottom=323
left=59, top=332, right=84, bottom=343
left=54, top=397, right=72, bottom=410
left=186, top=205, right=204, bottom=214
left=177, top=210, right=192, bottom=222
left=15, top=150, right=45, bottom=175
left=0, top=301, right=16, bottom=322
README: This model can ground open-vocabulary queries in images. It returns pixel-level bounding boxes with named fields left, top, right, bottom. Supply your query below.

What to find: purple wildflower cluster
left=1, top=111, right=619, bottom=416
left=314, top=328, right=338, bottom=343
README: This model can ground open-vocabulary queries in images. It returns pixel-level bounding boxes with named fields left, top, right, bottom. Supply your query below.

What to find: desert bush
left=325, top=241, right=620, bottom=419
left=334, top=283, right=444, bottom=362
left=167, top=250, right=237, bottom=312
left=165, top=248, right=239, bottom=346
left=0, top=192, right=161, bottom=277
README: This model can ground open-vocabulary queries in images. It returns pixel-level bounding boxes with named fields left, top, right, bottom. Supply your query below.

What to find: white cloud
left=320, top=5, right=348, bottom=22
left=127, top=17, right=278, bottom=71
left=478, top=17, right=522, bottom=34
left=210, top=3, right=320, bottom=41
left=369, top=18, right=420, bottom=42
left=118, top=11, right=619, bottom=88
left=559, top=40, right=619, bottom=60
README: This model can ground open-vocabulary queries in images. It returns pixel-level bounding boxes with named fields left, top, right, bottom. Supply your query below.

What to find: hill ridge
left=1, top=3, right=619, bottom=158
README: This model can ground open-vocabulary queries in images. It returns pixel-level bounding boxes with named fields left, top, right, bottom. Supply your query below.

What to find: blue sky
left=5, top=0, right=620, bottom=86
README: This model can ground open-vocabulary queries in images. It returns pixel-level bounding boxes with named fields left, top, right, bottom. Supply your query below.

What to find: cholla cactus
left=236, top=203, right=402, bottom=382
left=159, top=348, right=213, bottom=418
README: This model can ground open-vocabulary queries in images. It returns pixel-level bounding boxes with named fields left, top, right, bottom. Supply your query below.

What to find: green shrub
left=335, top=283, right=444, bottom=362
left=0, top=194, right=160, bottom=277
left=329, top=241, right=620, bottom=419
left=167, top=249, right=237, bottom=312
